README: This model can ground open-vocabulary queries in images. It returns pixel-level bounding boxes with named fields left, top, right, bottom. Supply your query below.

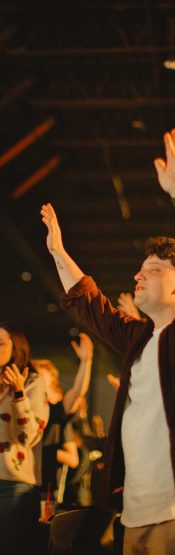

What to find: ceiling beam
left=53, top=139, right=161, bottom=148
left=7, top=46, right=175, bottom=57
left=31, top=98, right=175, bottom=109
left=63, top=170, right=155, bottom=180
left=0, top=118, right=55, bottom=168
left=0, top=2, right=174, bottom=11
left=12, top=156, right=61, bottom=199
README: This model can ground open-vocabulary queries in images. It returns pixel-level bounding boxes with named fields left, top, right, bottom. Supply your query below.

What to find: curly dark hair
left=144, top=236, right=175, bottom=267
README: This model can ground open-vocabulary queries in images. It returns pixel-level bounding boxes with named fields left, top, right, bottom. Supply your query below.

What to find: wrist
left=14, top=390, right=24, bottom=402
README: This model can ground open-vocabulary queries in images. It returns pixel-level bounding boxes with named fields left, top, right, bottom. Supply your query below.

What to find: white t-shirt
left=121, top=325, right=175, bottom=527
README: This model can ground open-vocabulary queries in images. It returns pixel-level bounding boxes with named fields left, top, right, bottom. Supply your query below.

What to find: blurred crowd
left=0, top=291, right=138, bottom=554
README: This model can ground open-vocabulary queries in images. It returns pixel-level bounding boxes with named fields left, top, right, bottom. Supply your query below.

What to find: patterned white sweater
left=0, top=372, right=49, bottom=486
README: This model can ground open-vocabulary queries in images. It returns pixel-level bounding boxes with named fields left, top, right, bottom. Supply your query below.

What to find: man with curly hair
left=41, top=129, right=175, bottom=554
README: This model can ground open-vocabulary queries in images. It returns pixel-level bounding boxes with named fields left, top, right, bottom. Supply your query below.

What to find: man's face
left=134, top=255, right=175, bottom=314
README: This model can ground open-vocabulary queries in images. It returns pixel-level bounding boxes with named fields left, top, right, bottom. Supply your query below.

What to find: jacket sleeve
left=11, top=373, right=49, bottom=447
left=61, top=275, right=141, bottom=356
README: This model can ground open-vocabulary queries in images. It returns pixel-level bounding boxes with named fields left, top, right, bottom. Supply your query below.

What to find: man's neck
left=146, top=306, right=175, bottom=329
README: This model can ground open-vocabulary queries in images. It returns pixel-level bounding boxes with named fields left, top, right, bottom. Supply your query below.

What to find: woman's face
left=0, top=328, right=13, bottom=369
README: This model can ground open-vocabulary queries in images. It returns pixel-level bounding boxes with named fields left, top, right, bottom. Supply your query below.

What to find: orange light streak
left=0, top=118, right=55, bottom=168
left=13, top=157, right=60, bottom=199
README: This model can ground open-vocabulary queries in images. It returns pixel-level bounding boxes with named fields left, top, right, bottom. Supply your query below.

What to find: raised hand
left=2, top=363, right=28, bottom=393
left=107, top=373, right=120, bottom=391
left=41, top=202, right=84, bottom=292
left=154, top=129, right=175, bottom=198
left=117, top=292, right=140, bottom=319
left=71, top=333, right=93, bottom=361
left=40, top=203, right=64, bottom=256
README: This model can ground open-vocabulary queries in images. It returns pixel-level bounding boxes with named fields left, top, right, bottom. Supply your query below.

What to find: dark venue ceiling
left=1, top=0, right=175, bottom=346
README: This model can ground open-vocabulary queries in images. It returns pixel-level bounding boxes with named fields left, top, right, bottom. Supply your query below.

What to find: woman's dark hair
left=0, top=322, right=34, bottom=373
left=144, top=236, right=175, bottom=267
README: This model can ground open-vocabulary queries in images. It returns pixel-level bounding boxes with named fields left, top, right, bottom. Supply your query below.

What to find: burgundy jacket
left=62, top=276, right=175, bottom=508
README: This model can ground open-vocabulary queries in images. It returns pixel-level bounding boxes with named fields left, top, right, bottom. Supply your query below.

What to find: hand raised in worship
left=2, top=363, right=28, bottom=393
left=40, top=203, right=64, bottom=257
left=154, top=129, right=175, bottom=198
left=71, top=333, right=93, bottom=362
left=117, top=292, right=140, bottom=319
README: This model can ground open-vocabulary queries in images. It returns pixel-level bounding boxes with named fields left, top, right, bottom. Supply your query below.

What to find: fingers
left=79, top=334, right=94, bottom=357
left=3, top=366, right=16, bottom=382
left=2, top=365, right=19, bottom=386
left=40, top=206, right=52, bottom=225
left=2, top=372, right=13, bottom=385
left=11, top=363, right=21, bottom=376
left=154, top=158, right=166, bottom=170
left=118, top=293, right=130, bottom=302
left=2, top=378, right=11, bottom=385
left=2, top=364, right=28, bottom=389
left=117, top=301, right=125, bottom=309
left=163, top=131, right=175, bottom=161
left=154, top=130, right=175, bottom=175
left=117, top=293, right=129, bottom=310
left=79, top=333, right=93, bottom=348
left=154, top=158, right=166, bottom=182
left=40, top=204, right=52, bottom=224
left=171, top=128, right=175, bottom=147
left=47, top=203, right=57, bottom=219
left=22, top=367, right=29, bottom=383
left=70, top=340, right=80, bottom=355
left=40, top=203, right=57, bottom=223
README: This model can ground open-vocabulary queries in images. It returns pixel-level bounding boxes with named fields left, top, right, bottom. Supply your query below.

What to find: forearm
left=63, top=358, right=92, bottom=414
left=53, top=249, right=84, bottom=293
left=72, top=357, right=92, bottom=397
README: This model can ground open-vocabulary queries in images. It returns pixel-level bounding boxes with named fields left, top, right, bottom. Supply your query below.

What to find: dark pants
left=0, top=480, right=40, bottom=555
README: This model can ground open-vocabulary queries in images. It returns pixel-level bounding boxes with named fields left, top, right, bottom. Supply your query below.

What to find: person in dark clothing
left=61, top=420, right=92, bottom=509
left=41, top=128, right=175, bottom=554
left=33, top=333, right=93, bottom=502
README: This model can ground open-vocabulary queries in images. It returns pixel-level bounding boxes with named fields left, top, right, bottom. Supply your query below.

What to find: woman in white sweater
left=0, top=322, right=49, bottom=555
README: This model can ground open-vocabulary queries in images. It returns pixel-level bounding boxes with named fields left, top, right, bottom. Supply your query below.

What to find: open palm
left=41, top=203, right=63, bottom=255
left=154, top=129, right=175, bottom=197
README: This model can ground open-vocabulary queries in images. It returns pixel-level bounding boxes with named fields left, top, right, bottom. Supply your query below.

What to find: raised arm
left=40, top=205, right=144, bottom=356
left=63, top=333, right=93, bottom=414
left=154, top=128, right=175, bottom=200
left=41, top=203, right=84, bottom=293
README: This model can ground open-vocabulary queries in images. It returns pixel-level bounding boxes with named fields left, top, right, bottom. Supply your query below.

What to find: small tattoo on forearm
left=56, top=261, right=64, bottom=271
